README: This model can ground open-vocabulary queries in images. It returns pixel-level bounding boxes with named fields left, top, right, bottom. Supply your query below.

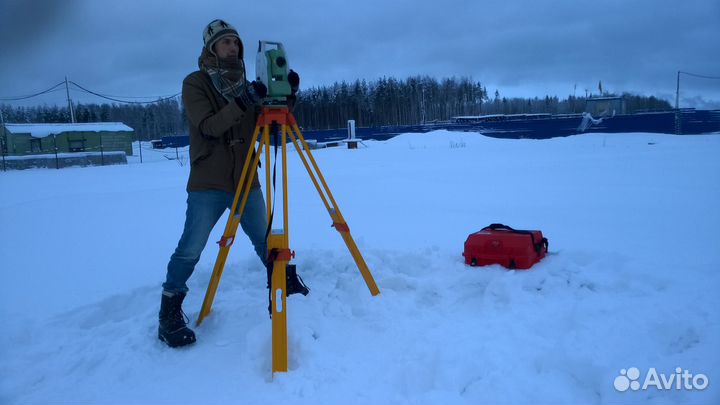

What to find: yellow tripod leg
left=268, top=233, right=289, bottom=373
left=270, top=121, right=293, bottom=374
left=196, top=123, right=267, bottom=326
left=287, top=122, right=380, bottom=296
left=330, top=211, right=380, bottom=296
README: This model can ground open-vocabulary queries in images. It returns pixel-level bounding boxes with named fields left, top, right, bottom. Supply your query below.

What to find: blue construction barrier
left=150, top=109, right=720, bottom=149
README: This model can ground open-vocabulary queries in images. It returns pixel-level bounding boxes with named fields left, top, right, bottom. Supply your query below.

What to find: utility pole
left=138, top=133, right=143, bottom=164
left=65, top=76, right=76, bottom=123
left=421, top=87, right=426, bottom=124
left=675, top=71, right=681, bottom=110
left=675, top=71, right=682, bottom=134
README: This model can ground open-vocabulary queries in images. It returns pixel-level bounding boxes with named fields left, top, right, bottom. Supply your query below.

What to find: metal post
left=675, top=71, right=682, bottom=135
left=138, top=134, right=143, bottom=164
left=573, top=84, right=577, bottom=113
left=65, top=76, right=76, bottom=123
left=675, top=71, right=680, bottom=110
left=53, top=134, right=59, bottom=169
left=1, top=135, right=5, bottom=172
left=100, top=136, right=105, bottom=166
left=1, top=108, right=6, bottom=172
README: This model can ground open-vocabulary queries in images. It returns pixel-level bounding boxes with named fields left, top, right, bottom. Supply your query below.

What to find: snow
left=1, top=131, right=719, bottom=404
left=3, top=122, right=133, bottom=138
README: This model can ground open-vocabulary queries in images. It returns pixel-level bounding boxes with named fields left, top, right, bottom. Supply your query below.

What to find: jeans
left=163, top=188, right=268, bottom=294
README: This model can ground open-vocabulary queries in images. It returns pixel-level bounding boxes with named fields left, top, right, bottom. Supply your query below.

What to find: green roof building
left=1, top=122, right=134, bottom=156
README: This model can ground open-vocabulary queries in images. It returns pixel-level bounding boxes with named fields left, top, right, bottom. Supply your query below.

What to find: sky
left=1, top=0, right=719, bottom=109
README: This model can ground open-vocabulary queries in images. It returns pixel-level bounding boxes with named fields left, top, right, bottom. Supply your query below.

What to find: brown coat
left=182, top=70, right=260, bottom=193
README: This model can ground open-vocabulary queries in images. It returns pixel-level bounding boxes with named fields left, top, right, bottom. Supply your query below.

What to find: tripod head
left=256, top=41, right=292, bottom=106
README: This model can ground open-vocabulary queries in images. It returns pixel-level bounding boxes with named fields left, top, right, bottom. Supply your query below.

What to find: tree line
left=1, top=76, right=672, bottom=138
left=1, top=98, right=186, bottom=141
left=292, top=76, right=672, bottom=129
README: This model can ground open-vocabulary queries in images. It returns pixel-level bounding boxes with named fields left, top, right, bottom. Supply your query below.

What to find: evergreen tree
left=2, top=79, right=673, bottom=133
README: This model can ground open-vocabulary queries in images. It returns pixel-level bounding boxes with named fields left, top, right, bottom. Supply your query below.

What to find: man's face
left=214, top=36, right=240, bottom=59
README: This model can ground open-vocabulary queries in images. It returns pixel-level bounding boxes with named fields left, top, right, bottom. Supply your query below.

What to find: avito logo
left=614, top=367, right=709, bottom=392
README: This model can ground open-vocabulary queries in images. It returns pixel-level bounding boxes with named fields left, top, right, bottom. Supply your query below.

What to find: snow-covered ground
left=1, top=131, right=719, bottom=404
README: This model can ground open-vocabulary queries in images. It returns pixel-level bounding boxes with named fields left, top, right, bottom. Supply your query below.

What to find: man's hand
left=235, top=81, right=267, bottom=111
left=288, top=70, right=300, bottom=94
left=248, top=81, right=267, bottom=101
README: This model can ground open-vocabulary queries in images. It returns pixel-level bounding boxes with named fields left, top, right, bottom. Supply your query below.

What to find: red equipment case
left=463, top=224, right=548, bottom=270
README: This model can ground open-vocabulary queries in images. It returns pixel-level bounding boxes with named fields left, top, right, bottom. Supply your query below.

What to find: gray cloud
left=0, top=0, right=77, bottom=55
left=1, top=0, right=718, bottom=108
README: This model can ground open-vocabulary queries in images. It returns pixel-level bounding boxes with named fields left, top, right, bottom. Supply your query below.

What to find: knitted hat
left=203, top=19, right=241, bottom=54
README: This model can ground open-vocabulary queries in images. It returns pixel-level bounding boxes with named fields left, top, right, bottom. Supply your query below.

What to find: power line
left=679, top=71, right=720, bottom=80
left=70, top=84, right=179, bottom=99
left=0, top=80, right=181, bottom=104
left=676, top=71, right=720, bottom=109
left=78, top=91, right=179, bottom=99
left=69, top=81, right=181, bottom=104
left=0, top=82, right=65, bottom=101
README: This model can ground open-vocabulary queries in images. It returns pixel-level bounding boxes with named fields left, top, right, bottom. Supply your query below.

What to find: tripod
left=196, top=105, right=380, bottom=373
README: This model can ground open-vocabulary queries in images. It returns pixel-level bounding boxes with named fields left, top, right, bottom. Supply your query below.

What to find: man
left=158, top=19, right=299, bottom=348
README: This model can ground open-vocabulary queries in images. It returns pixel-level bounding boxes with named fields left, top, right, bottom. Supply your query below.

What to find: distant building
left=1, top=122, right=134, bottom=156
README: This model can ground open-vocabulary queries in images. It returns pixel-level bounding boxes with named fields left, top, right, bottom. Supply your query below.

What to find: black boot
left=158, top=291, right=196, bottom=348
left=286, top=265, right=310, bottom=296
left=266, top=259, right=310, bottom=317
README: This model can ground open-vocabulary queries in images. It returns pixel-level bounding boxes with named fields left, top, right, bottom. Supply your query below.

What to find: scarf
left=198, top=48, right=247, bottom=102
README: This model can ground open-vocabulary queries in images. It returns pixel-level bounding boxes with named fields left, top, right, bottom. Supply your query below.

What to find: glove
left=249, top=80, right=268, bottom=100
left=235, top=81, right=267, bottom=111
left=288, top=69, right=300, bottom=94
